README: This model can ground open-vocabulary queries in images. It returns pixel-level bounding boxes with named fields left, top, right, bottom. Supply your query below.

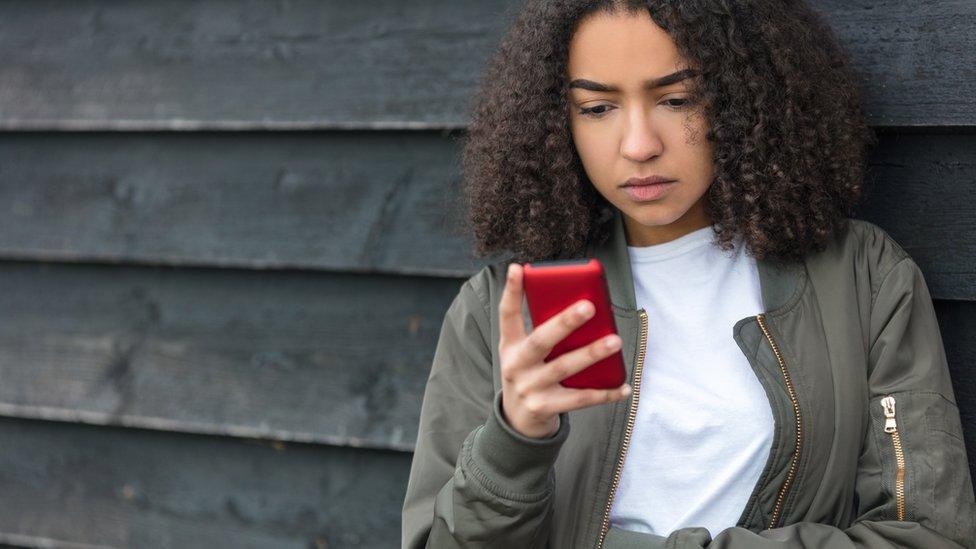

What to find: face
left=567, top=9, right=715, bottom=246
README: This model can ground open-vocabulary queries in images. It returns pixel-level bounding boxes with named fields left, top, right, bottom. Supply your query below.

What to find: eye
left=663, top=98, right=690, bottom=109
left=578, top=104, right=614, bottom=118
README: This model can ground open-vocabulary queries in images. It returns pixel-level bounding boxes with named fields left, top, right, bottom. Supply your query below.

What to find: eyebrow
left=568, top=68, right=698, bottom=92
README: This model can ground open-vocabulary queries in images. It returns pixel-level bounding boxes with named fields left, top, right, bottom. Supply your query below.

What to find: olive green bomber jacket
left=401, top=208, right=976, bottom=548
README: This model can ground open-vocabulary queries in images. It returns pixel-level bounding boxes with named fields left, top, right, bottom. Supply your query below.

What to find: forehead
left=567, top=10, right=683, bottom=79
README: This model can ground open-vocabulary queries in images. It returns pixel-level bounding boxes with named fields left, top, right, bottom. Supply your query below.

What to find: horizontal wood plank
left=854, top=132, right=976, bottom=301
left=0, top=261, right=462, bottom=452
left=0, top=0, right=973, bottom=129
left=0, top=417, right=409, bottom=548
left=0, top=131, right=973, bottom=298
left=0, top=130, right=501, bottom=277
left=0, top=261, right=972, bottom=463
left=0, top=0, right=513, bottom=131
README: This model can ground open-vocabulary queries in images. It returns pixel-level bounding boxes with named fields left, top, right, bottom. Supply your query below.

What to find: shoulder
left=806, top=217, right=921, bottom=304
left=461, top=262, right=500, bottom=312
left=462, top=259, right=513, bottom=312
left=447, top=260, right=509, bottom=336
left=844, top=218, right=911, bottom=271
left=846, top=219, right=918, bottom=294
left=809, top=218, right=911, bottom=270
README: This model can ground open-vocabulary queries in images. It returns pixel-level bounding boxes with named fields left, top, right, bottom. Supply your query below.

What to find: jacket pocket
left=869, top=391, right=976, bottom=542
left=877, top=394, right=907, bottom=521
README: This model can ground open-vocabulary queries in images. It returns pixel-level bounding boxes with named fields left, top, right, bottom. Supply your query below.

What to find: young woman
left=401, top=1, right=976, bottom=547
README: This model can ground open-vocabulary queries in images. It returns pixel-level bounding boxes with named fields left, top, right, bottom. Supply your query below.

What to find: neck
left=622, top=200, right=712, bottom=247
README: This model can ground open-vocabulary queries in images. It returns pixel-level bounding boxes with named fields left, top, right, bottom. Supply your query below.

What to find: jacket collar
left=585, top=208, right=804, bottom=315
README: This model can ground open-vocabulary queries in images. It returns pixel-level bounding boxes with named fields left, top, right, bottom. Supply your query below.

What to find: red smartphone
left=522, top=258, right=626, bottom=389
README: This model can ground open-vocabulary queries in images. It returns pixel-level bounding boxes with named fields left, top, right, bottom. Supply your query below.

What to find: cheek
left=572, top=126, right=613, bottom=171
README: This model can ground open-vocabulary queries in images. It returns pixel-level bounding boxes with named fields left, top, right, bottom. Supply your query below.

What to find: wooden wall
left=0, top=1, right=972, bottom=546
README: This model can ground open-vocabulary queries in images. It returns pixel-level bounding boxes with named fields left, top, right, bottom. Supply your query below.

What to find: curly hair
left=456, top=0, right=877, bottom=264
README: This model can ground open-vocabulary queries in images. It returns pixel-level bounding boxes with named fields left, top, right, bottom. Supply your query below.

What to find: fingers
left=519, top=297, right=595, bottom=364
left=498, top=263, right=527, bottom=346
left=530, top=333, right=623, bottom=387
left=525, top=384, right=632, bottom=417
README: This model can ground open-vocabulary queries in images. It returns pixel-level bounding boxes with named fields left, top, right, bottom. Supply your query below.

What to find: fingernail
left=605, top=336, right=621, bottom=350
left=508, top=264, right=515, bottom=279
left=576, top=302, right=592, bottom=316
left=622, top=384, right=632, bottom=395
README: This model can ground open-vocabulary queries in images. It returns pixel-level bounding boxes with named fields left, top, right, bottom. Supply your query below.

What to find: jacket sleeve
left=604, top=256, right=976, bottom=549
left=401, top=272, right=570, bottom=549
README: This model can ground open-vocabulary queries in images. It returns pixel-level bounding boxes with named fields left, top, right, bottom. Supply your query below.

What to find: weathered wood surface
left=0, top=131, right=499, bottom=277
left=0, top=261, right=460, bottom=452
left=0, top=132, right=973, bottom=299
left=0, top=0, right=973, bottom=130
left=0, top=417, right=409, bottom=548
left=854, top=132, right=976, bottom=301
left=0, top=259, right=971, bottom=464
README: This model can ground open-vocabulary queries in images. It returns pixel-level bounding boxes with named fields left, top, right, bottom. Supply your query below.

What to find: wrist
left=461, top=389, right=569, bottom=499
left=501, top=395, right=561, bottom=439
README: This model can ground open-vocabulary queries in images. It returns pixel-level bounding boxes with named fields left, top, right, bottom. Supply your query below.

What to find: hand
left=497, top=262, right=632, bottom=439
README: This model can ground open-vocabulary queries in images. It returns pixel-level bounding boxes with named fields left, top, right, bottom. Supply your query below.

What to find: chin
left=624, top=205, right=687, bottom=227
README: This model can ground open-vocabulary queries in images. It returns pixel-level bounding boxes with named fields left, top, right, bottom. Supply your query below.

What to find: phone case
left=522, top=258, right=626, bottom=389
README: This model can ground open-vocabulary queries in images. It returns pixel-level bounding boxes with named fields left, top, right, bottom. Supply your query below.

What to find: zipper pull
left=881, top=395, right=897, bottom=433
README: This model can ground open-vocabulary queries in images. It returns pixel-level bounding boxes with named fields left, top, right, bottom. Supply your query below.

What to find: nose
left=620, top=106, right=664, bottom=162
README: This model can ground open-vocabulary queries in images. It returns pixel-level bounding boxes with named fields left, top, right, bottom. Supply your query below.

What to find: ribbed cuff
left=465, top=389, right=570, bottom=500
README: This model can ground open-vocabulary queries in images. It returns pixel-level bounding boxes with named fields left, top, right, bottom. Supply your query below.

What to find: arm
left=401, top=272, right=568, bottom=549
left=604, top=256, right=976, bottom=548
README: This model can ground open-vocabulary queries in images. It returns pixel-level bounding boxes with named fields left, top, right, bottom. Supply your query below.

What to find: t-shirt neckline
left=626, top=225, right=716, bottom=262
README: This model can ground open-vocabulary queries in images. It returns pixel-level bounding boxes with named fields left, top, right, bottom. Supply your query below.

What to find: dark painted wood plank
left=0, top=534, right=112, bottom=549
left=0, top=0, right=972, bottom=129
left=0, top=417, right=409, bottom=548
left=0, top=0, right=513, bottom=131
left=0, top=261, right=462, bottom=452
left=0, top=260, right=973, bottom=462
left=0, top=130, right=501, bottom=277
left=814, top=0, right=976, bottom=128
left=0, top=131, right=973, bottom=298
left=854, top=132, right=976, bottom=301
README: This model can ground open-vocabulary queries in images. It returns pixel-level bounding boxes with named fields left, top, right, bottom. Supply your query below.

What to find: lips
left=623, top=175, right=676, bottom=187
left=622, top=179, right=677, bottom=201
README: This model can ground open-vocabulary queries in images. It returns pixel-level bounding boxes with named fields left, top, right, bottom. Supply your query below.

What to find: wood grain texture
left=0, top=261, right=462, bottom=452
left=0, top=131, right=973, bottom=298
left=0, top=130, right=500, bottom=277
left=0, top=0, right=515, bottom=130
left=0, top=417, right=409, bottom=548
left=854, top=131, right=976, bottom=301
left=0, top=0, right=972, bottom=129
left=814, top=0, right=976, bottom=128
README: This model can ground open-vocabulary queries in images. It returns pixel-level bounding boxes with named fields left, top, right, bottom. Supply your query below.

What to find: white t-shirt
left=608, top=225, right=774, bottom=537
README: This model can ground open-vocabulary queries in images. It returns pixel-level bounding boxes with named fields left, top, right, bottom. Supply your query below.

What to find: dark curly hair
left=456, top=0, right=877, bottom=264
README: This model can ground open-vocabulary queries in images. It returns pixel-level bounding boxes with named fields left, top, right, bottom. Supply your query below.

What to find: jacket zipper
left=597, top=308, right=648, bottom=548
left=880, top=395, right=906, bottom=520
left=756, top=313, right=802, bottom=530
